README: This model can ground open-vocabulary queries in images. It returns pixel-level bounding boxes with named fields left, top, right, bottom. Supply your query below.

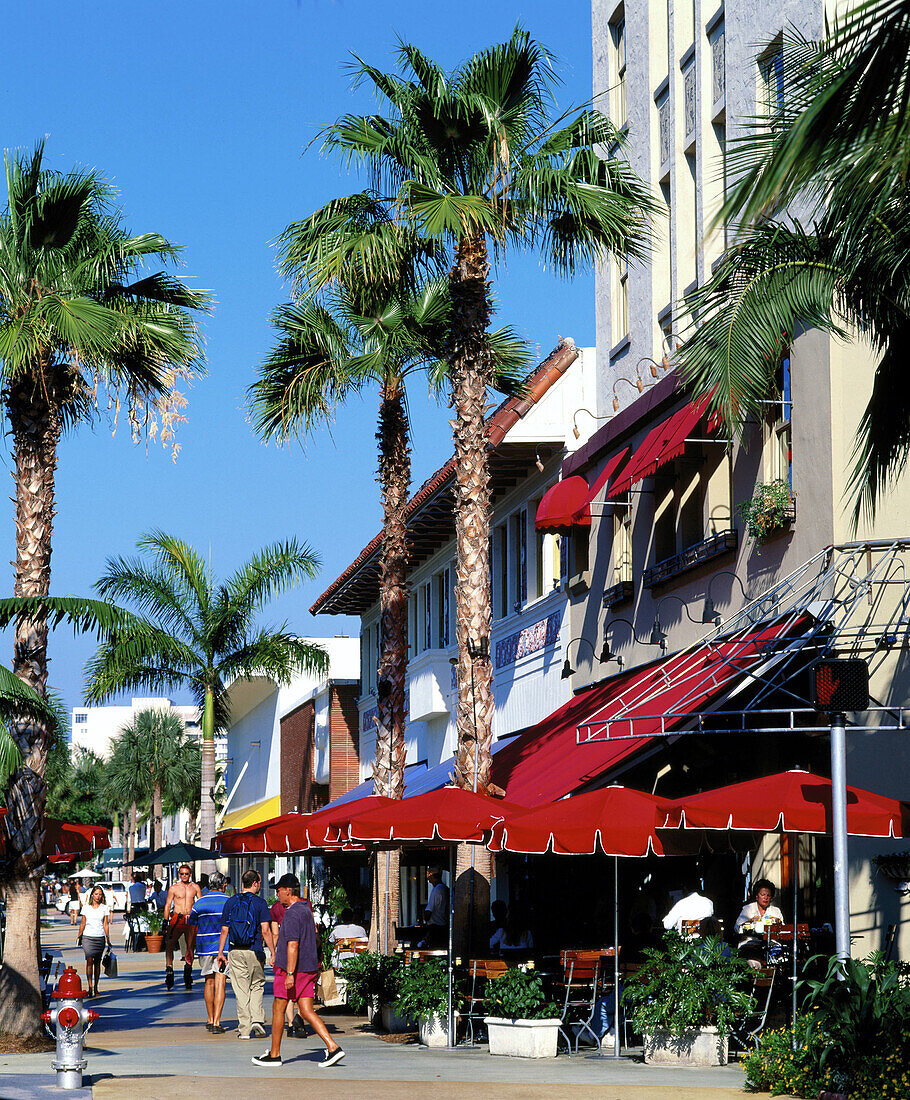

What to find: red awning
left=215, top=797, right=388, bottom=854
left=491, top=618, right=801, bottom=807
left=535, top=476, right=592, bottom=530
left=0, top=811, right=110, bottom=859
left=671, top=770, right=910, bottom=837
left=324, top=787, right=524, bottom=844
left=571, top=446, right=630, bottom=517
left=608, top=399, right=712, bottom=499
left=490, top=786, right=676, bottom=856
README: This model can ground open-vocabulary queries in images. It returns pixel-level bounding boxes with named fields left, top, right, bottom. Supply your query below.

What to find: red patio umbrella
left=0, top=809, right=109, bottom=859
left=322, top=786, right=524, bottom=844
left=670, top=769, right=910, bottom=837
left=489, top=785, right=677, bottom=856
left=215, top=797, right=390, bottom=855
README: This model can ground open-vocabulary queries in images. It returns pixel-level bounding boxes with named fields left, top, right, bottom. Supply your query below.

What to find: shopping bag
left=316, top=967, right=338, bottom=1003
left=102, top=948, right=118, bottom=978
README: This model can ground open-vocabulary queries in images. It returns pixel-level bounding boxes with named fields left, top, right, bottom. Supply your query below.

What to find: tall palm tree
left=83, top=530, right=329, bottom=860
left=0, top=144, right=208, bottom=1035
left=104, top=726, right=145, bottom=871
left=265, top=197, right=529, bottom=948
left=679, top=1, right=910, bottom=523
left=162, top=736, right=202, bottom=842
left=312, top=29, right=655, bottom=945
left=122, top=708, right=187, bottom=858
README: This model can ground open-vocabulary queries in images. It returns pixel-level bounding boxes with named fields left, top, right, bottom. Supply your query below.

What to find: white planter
left=643, top=1027, right=729, bottom=1067
left=381, top=1003, right=415, bottom=1033
left=484, top=1017, right=560, bottom=1058
left=418, top=1013, right=450, bottom=1047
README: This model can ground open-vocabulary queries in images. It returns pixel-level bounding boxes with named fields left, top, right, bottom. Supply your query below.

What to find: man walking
left=252, top=874, right=344, bottom=1068
left=217, top=869, right=274, bottom=1040
left=163, top=864, right=201, bottom=989
left=188, top=871, right=230, bottom=1033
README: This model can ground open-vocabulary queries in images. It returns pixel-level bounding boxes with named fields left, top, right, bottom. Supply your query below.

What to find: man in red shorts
left=252, top=874, right=344, bottom=1069
left=163, top=864, right=201, bottom=989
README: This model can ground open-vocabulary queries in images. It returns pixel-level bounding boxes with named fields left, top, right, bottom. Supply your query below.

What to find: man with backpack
left=216, top=869, right=274, bottom=1039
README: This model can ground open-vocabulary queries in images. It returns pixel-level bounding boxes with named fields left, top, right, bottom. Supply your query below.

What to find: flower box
left=418, top=1013, right=451, bottom=1047
left=644, top=1026, right=729, bottom=1066
left=381, top=1002, right=415, bottom=1033
left=483, top=1017, right=560, bottom=1058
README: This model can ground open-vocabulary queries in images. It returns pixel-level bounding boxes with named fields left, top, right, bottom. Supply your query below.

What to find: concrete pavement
left=0, top=908, right=789, bottom=1099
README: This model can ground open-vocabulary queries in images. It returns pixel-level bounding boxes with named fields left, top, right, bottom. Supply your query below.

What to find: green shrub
left=144, top=911, right=163, bottom=934
left=338, top=951, right=401, bottom=1013
left=395, top=959, right=451, bottom=1021
left=622, top=931, right=755, bottom=1038
left=742, top=1020, right=831, bottom=1096
left=483, top=966, right=560, bottom=1021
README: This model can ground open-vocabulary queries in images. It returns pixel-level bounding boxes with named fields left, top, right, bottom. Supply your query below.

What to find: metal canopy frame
left=578, top=539, right=910, bottom=742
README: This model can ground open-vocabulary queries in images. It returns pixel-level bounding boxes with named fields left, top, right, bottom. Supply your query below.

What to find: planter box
left=381, top=1003, right=415, bottom=1033
left=418, top=1014, right=450, bottom=1048
left=484, top=1017, right=560, bottom=1058
left=644, top=1026, right=729, bottom=1067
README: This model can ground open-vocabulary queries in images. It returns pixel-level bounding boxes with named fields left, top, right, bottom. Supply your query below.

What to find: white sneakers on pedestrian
left=319, top=1046, right=345, bottom=1068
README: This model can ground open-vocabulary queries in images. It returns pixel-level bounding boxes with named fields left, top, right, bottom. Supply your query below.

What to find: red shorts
left=273, top=967, right=317, bottom=1001
left=167, top=915, right=194, bottom=963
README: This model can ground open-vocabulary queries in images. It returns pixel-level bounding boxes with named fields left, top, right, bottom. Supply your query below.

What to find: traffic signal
left=810, top=659, right=869, bottom=712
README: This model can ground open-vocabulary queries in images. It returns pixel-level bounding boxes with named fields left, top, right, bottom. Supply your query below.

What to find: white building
left=70, top=696, right=221, bottom=760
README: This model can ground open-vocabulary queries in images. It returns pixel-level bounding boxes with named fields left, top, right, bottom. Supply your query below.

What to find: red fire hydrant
left=41, top=967, right=99, bottom=1090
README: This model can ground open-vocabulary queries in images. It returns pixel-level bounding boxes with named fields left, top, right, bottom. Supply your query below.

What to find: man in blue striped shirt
left=188, top=871, right=230, bottom=1033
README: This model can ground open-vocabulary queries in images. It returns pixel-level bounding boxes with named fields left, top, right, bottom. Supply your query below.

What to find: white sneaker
left=250, top=1023, right=267, bottom=1038
left=319, top=1047, right=345, bottom=1068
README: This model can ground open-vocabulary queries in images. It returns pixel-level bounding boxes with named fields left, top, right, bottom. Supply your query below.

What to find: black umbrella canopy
left=145, top=842, right=220, bottom=865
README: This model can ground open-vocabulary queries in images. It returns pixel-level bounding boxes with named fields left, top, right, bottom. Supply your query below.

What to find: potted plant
left=483, top=966, right=561, bottom=1058
left=395, top=959, right=456, bottom=1047
left=738, top=479, right=796, bottom=548
left=338, top=951, right=407, bottom=1031
left=622, top=931, right=755, bottom=1066
left=143, top=911, right=165, bottom=953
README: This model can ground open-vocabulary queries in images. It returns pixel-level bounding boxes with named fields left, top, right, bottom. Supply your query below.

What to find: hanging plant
left=738, top=479, right=795, bottom=547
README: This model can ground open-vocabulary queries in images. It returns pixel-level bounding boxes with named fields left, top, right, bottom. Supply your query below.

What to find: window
left=535, top=528, right=562, bottom=597
left=571, top=527, right=589, bottom=577
left=770, top=354, right=793, bottom=488
left=759, top=42, right=784, bottom=120
left=649, top=440, right=732, bottom=567
left=435, top=567, right=451, bottom=648
left=611, top=254, right=629, bottom=342
left=610, top=11, right=627, bottom=127
left=74, top=712, right=87, bottom=724
left=422, top=581, right=432, bottom=651
left=613, top=513, right=633, bottom=584
left=511, top=510, right=527, bottom=608
left=494, top=524, right=508, bottom=619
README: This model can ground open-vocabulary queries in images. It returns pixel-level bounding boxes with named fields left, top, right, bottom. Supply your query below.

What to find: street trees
left=83, top=531, right=329, bottom=862
left=0, top=143, right=208, bottom=1035
left=678, top=0, right=910, bottom=524
left=316, top=29, right=654, bottom=946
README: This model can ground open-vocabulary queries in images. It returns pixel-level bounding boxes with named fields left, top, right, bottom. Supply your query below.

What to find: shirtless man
left=163, top=864, right=202, bottom=990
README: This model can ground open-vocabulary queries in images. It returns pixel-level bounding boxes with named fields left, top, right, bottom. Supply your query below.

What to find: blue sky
left=4, top=1, right=596, bottom=715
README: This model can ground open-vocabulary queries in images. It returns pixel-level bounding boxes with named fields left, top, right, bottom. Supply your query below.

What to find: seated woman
left=490, top=910, right=534, bottom=956
left=734, top=879, right=784, bottom=962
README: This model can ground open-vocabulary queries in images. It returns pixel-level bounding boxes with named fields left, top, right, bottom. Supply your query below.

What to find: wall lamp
left=561, top=636, right=607, bottom=679
left=466, top=637, right=490, bottom=661
left=701, top=571, right=748, bottom=625
left=601, top=616, right=658, bottom=664
left=571, top=407, right=613, bottom=440
left=649, top=594, right=702, bottom=650
left=612, top=375, right=644, bottom=412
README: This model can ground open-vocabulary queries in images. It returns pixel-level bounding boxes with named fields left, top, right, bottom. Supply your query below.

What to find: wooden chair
left=463, top=959, right=509, bottom=1045
left=730, top=967, right=776, bottom=1050
left=556, top=950, right=604, bottom=1053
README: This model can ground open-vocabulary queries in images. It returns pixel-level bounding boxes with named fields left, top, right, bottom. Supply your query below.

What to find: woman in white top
left=734, top=879, right=784, bottom=959
left=77, top=886, right=111, bottom=997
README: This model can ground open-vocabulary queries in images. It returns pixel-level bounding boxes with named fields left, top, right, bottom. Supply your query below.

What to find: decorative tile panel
left=495, top=612, right=561, bottom=668
left=657, top=92, right=671, bottom=167
left=683, top=59, right=697, bottom=141
left=711, top=24, right=725, bottom=105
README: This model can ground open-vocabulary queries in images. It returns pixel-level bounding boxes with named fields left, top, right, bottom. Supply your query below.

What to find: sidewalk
left=1, top=909, right=785, bottom=1099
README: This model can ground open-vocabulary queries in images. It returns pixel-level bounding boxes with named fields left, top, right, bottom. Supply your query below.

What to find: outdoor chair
left=730, top=966, right=776, bottom=1050
left=124, top=912, right=144, bottom=953
left=463, top=958, right=509, bottom=1045
left=556, top=950, right=604, bottom=1053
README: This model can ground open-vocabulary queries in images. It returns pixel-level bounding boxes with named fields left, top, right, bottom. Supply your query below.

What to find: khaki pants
left=228, top=949, right=265, bottom=1035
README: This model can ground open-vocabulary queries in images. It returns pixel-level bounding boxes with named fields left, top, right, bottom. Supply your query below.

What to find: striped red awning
left=608, top=399, right=713, bottom=498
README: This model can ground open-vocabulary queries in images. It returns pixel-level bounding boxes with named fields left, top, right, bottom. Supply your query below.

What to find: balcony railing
left=602, top=580, right=634, bottom=609
left=642, top=529, right=739, bottom=588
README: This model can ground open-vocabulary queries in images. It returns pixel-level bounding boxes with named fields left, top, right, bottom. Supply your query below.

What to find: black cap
left=276, top=873, right=300, bottom=891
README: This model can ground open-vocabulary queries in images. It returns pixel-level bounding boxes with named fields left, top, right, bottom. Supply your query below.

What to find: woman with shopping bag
left=77, top=885, right=112, bottom=997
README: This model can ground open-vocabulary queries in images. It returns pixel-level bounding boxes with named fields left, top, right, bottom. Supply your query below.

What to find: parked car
left=100, top=880, right=129, bottom=912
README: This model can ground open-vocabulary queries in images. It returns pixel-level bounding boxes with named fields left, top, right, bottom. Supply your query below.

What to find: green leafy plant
left=338, top=951, right=402, bottom=1013
left=742, top=1019, right=832, bottom=1096
left=484, top=966, right=560, bottom=1021
left=737, top=479, right=795, bottom=546
left=395, top=959, right=453, bottom=1021
left=144, top=911, right=164, bottom=934
left=622, top=932, right=755, bottom=1038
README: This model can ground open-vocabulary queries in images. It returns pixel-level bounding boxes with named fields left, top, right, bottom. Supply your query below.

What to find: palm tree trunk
left=127, top=801, right=137, bottom=870
left=0, top=382, right=61, bottom=1037
left=447, top=233, right=495, bottom=954
left=370, top=382, right=410, bottom=952
left=152, top=780, right=164, bottom=880
left=111, top=810, right=121, bottom=849
left=200, top=687, right=216, bottom=873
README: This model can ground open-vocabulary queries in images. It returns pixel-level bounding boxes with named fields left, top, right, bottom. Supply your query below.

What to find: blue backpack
left=227, top=894, right=258, bottom=949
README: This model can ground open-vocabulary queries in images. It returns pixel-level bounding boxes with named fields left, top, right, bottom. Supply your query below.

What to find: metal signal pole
left=830, top=711, right=851, bottom=961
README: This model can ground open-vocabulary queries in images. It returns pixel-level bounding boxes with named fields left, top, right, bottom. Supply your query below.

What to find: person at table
left=127, top=872, right=148, bottom=914
left=329, top=907, right=367, bottom=964
left=490, top=910, right=534, bottom=956
left=735, top=879, right=784, bottom=959
left=488, top=899, right=508, bottom=948
left=662, top=878, right=714, bottom=933
left=420, top=866, right=449, bottom=949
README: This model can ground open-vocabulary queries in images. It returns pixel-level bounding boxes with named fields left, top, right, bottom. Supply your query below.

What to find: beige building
left=574, top=0, right=910, bottom=958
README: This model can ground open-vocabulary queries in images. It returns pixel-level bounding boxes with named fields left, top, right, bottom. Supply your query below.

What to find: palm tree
left=0, top=144, right=208, bottom=1035
left=162, top=736, right=202, bottom=842
left=104, top=726, right=145, bottom=871
left=123, top=708, right=187, bottom=860
left=678, top=1, right=910, bottom=523
left=312, top=29, right=655, bottom=945
left=83, top=530, right=329, bottom=861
